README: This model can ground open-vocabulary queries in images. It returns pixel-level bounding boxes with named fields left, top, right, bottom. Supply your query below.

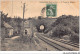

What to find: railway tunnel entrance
left=39, top=25, right=45, bottom=32
left=36, top=24, right=46, bottom=33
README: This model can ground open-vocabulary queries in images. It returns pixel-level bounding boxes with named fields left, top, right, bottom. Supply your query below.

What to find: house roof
left=3, top=22, right=13, bottom=29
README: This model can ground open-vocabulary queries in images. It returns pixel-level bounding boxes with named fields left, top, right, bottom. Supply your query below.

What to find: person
left=25, top=30, right=27, bottom=34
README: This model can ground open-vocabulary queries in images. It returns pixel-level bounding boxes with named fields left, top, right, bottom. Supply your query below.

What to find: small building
left=1, top=22, right=13, bottom=38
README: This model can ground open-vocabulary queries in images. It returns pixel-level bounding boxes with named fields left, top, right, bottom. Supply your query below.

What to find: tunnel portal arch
left=36, top=23, right=47, bottom=33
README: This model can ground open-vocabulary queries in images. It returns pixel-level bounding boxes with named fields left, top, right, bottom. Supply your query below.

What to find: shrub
left=52, top=25, right=72, bottom=38
left=70, top=33, right=79, bottom=43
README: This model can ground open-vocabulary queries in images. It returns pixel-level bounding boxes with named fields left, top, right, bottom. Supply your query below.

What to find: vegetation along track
left=36, top=33, right=79, bottom=51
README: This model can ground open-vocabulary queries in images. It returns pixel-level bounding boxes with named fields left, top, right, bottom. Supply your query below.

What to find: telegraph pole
left=12, top=0, right=13, bottom=17
left=22, top=3, right=25, bottom=36
left=23, top=3, right=25, bottom=28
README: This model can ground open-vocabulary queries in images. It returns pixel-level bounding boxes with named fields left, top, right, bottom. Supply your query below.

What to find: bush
left=71, top=25, right=79, bottom=34
left=70, top=33, right=79, bottom=43
left=52, top=25, right=72, bottom=38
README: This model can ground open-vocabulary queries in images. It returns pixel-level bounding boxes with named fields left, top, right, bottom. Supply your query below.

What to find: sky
left=1, top=0, right=79, bottom=18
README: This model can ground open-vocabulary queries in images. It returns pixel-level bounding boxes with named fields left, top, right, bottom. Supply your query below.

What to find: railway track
left=36, top=33, right=79, bottom=51
left=52, top=37, right=79, bottom=48
left=42, top=34, right=79, bottom=48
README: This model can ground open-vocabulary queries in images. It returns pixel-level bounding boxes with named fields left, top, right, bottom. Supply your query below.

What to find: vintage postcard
left=0, top=0, right=79, bottom=51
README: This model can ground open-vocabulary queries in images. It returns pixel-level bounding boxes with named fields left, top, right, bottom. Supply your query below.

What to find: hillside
left=50, top=15, right=79, bottom=43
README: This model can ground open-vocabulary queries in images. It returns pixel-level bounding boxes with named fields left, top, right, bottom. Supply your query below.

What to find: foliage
left=52, top=25, right=72, bottom=38
left=1, top=12, right=23, bottom=36
left=70, top=33, right=79, bottom=43
left=51, top=15, right=79, bottom=43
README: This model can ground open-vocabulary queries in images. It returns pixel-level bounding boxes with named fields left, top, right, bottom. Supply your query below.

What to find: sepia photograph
left=0, top=0, right=79, bottom=51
